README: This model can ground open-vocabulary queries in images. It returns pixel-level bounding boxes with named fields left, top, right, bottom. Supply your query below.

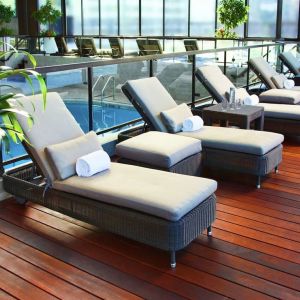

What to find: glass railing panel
left=224, top=49, right=249, bottom=88
left=92, top=61, right=147, bottom=132
left=154, top=56, right=192, bottom=104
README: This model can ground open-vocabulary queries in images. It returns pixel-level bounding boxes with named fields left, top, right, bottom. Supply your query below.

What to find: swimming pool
left=65, top=101, right=141, bottom=133
left=2, top=101, right=141, bottom=166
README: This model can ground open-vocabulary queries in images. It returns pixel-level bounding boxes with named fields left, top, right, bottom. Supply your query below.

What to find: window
left=66, top=0, right=82, bottom=35
left=141, top=0, right=163, bottom=36
left=38, top=0, right=62, bottom=35
left=165, top=0, right=189, bottom=36
left=119, top=0, right=139, bottom=35
left=281, top=0, right=300, bottom=38
left=83, top=0, right=99, bottom=35
left=248, top=0, right=277, bottom=37
left=190, top=0, right=216, bottom=37
left=101, top=0, right=118, bottom=35
left=6, top=0, right=16, bottom=13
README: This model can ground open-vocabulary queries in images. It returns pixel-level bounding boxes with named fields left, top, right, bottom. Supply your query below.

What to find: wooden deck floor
left=0, top=139, right=299, bottom=299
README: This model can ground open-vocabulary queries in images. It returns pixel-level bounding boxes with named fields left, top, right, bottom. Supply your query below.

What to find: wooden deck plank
left=0, top=215, right=222, bottom=300
left=0, top=233, right=141, bottom=300
left=0, top=267, right=57, bottom=300
left=0, top=289, right=16, bottom=300
left=0, top=248, right=101, bottom=300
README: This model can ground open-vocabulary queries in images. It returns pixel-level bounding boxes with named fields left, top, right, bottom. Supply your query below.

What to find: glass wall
left=281, top=0, right=300, bottom=38
left=46, top=0, right=300, bottom=40
left=119, top=0, right=139, bottom=35
left=141, top=0, right=163, bottom=36
left=190, top=0, right=216, bottom=37
left=165, top=0, right=189, bottom=36
left=248, top=0, right=277, bottom=37
left=83, top=0, right=99, bottom=35
left=100, top=0, right=118, bottom=35
left=66, top=0, right=82, bottom=35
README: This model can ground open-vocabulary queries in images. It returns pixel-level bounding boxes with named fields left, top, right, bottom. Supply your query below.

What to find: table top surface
left=202, top=103, right=264, bottom=116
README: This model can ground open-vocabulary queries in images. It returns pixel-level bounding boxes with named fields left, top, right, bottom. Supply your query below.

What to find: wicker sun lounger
left=248, top=56, right=300, bottom=95
left=3, top=92, right=217, bottom=268
left=122, top=77, right=284, bottom=188
left=196, top=65, right=300, bottom=136
left=279, top=52, right=300, bottom=76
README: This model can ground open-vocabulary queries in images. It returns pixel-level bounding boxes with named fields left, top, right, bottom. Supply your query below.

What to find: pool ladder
left=93, top=75, right=116, bottom=103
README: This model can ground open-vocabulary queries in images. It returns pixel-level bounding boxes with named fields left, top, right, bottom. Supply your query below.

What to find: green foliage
left=216, top=0, right=249, bottom=38
left=32, top=0, right=62, bottom=36
left=0, top=1, right=14, bottom=36
left=0, top=45, right=47, bottom=152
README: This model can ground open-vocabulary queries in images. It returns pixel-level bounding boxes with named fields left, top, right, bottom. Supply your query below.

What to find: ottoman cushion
left=259, top=89, right=300, bottom=104
left=116, top=131, right=202, bottom=168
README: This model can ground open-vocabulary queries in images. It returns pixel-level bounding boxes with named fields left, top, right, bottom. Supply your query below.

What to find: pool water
left=66, top=101, right=141, bottom=133
left=2, top=101, right=141, bottom=166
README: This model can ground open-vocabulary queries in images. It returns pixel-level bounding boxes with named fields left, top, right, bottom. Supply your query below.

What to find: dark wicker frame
left=118, top=152, right=202, bottom=177
left=3, top=163, right=216, bottom=268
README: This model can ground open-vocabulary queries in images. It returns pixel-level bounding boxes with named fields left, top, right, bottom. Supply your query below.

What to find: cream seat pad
left=177, top=126, right=284, bottom=155
left=53, top=162, right=217, bottom=222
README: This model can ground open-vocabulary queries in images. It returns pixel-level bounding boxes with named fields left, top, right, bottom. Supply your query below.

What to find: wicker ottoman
left=116, top=131, right=202, bottom=176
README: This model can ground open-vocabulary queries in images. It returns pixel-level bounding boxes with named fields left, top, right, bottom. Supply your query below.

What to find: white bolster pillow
left=76, top=150, right=111, bottom=177
left=244, top=94, right=259, bottom=106
left=182, top=116, right=204, bottom=132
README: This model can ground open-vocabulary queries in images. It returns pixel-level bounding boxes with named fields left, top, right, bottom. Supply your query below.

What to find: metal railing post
left=87, top=67, right=94, bottom=131
left=246, top=48, right=251, bottom=91
left=192, top=54, right=196, bottom=108
left=224, top=51, right=227, bottom=75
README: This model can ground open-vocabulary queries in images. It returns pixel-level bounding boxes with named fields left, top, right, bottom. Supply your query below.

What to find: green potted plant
left=32, top=0, right=62, bottom=37
left=0, top=44, right=47, bottom=153
left=0, top=1, right=14, bottom=36
left=216, top=0, right=249, bottom=39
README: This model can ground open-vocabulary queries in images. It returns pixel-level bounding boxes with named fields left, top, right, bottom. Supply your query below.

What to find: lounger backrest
left=122, top=77, right=178, bottom=132
left=14, top=92, right=84, bottom=183
left=196, top=66, right=237, bottom=103
left=248, top=57, right=278, bottom=89
left=279, top=52, right=300, bottom=75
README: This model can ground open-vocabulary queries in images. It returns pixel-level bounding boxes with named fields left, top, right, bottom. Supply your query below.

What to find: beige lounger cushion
left=13, top=92, right=84, bottom=182
left=177, top=126, right=284, bottom=155
left=270, top=74, right=287, bottom=89
left=161, top=103, right=193, bottom=133
left=45, top=131, right=102, bottom=180
left=123, top=77, right=177, bottom=132
left=258, top=103, right=300, bottom=120
left=53, top=162, right=217, bottom=221
left=197, top=66, right=235, bottom=101
left=116, top=131, right=202, bottom=168
left=259, top=89, right=300, bottom=104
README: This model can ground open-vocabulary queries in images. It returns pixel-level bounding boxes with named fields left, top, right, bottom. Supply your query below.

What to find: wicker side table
left=201, top=104, right=264, bottom=130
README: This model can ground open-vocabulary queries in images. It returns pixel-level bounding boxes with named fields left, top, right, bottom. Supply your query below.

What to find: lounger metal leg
left=207, top=225, right=212, bottom=236
left=16, top=197, right=27, bottom=205
left=256, top=176, right=261, bottom=189
left=275, top=166, right=279, bottom=174
left=170, top=251, right=176, bottom=269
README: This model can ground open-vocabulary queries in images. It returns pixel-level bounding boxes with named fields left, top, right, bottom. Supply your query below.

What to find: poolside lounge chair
left=108, top=37, right=138, bottom=58
left=278, top=51, right=300, bottom=76
left=248, top=56, right=300, bottom=92
left=196, top=65, right=300, bottom=136
left=122, top=77, right=284, bottom=188
left=75, top=37, right=111, bottom=57
left=3, top=92, right=217, bottom=268
left=136, top=38, right=163, bottom=56
left=54, top=36, right=77, bottom=56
